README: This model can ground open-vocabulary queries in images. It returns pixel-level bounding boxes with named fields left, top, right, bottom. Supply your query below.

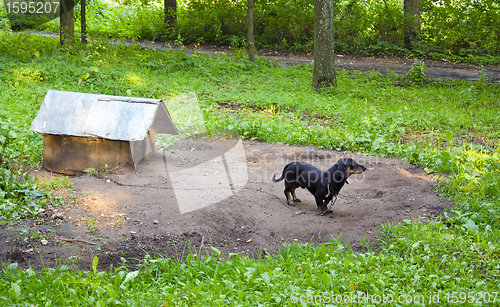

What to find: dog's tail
left=272, top=171, right=285, bottom=183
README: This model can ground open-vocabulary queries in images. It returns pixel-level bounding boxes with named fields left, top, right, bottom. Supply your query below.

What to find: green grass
left=1, top=230, right=499, bottom=306
left=0, top=31, right=499, bottom=305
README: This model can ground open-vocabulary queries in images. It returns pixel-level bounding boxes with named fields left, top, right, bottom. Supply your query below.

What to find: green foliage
left=256, top=0, right=315, bottom=50
left=80, top=0, right=167, bottom=40
left=333, top=0, right=404, bottom=54
left=3, top=0, right=498, bottom=62
left=0, top=168, right=43, bottom=221
left=0, top=117, right=45, bottom=221
left=15, top=0, right=498, bottom=63
left=1, top=229, right=499, bottom=305
left=408, top=59, right=429, bottom=85
left=178, top=0, right=247, bottom=46
left=0, top=118, right=17, bottom=164
left=420, top=0, right=500, bottom=58
left=0, top=2, right=10, bottom=30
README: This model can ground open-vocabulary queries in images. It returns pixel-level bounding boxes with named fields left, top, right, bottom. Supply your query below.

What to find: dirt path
left=7, top=30, right=500, bottom=80
left=1, top=139, right=451, bottom=270
left=178, top=44, right=500, bottom=81
left=263, top=51, right=500, bottom=81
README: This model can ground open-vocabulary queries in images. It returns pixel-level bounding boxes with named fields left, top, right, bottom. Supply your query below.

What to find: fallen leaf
left=349, top=282, right=356, bottom=291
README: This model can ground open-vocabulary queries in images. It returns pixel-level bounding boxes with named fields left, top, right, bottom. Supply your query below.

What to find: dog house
left=30, top=90, right=179, bottom=174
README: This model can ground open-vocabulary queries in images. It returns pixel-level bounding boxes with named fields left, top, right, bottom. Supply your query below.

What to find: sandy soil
left=1, top=139, right=451, bottom=270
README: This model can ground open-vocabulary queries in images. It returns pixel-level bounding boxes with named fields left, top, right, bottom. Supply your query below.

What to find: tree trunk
left=81, top=0, right=87, bottom=44
left=164, top=0, right=177, bottom=28
left=60, top=0, right=75, bottom=45
left=247, top=0, right=256, bottom=63
left=404, top=0, right=420, bottom=49
left=313, top=0, right=336, bottom=89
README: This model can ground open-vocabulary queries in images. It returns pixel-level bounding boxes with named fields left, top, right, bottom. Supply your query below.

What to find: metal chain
left=102, top=175, right=338, bottom=216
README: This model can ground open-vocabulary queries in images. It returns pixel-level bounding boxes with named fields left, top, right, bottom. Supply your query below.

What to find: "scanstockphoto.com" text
left=291, top=291, right=499, bottom=305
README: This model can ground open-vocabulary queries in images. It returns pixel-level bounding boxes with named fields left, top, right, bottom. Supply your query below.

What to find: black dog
left=272, top=158, right=366, bottom=213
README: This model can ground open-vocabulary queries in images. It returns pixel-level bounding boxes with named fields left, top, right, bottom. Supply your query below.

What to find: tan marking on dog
left=286, top=191, right=294, bottom=205
left=349, top=166, right=365, bottom=175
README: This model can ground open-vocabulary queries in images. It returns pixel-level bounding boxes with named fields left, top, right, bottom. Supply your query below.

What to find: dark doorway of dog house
left=30, top=90, right=179, bottom=174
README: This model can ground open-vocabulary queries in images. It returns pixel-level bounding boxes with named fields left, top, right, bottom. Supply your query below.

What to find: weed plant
left=0, top=32, right=499, bottom=304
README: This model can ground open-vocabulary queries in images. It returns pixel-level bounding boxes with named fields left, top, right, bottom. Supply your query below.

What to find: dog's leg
left=291, top=186, right=301, bottom=203
left=284, top=190, right=295, bottom=206
left=322, top=196, right=333, bottom=213
left=286, top=191, right=295, bottom=206
left=314, top=195, right=327, bottom=213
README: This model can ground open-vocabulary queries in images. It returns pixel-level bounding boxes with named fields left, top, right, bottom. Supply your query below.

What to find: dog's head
left=343, top=158, right=367, bottom=176
left=333, top=158, right=366, bottom=183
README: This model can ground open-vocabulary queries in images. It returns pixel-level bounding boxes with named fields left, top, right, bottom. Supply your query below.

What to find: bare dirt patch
left=180, top=44, right=500, bottom=81
left=1, top=139, right=451, bottom=270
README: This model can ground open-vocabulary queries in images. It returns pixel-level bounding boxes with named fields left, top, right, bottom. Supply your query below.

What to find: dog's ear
left=333, top=161, right=348, bottom=183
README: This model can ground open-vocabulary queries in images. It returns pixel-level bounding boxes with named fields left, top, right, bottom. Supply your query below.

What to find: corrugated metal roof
left=30, top=90, right=178, bottom=141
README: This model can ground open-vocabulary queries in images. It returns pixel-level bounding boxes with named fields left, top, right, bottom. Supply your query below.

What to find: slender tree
left=60, top=0, right=75, bottom=45
left=81, top=0, right=87, bottom=44
left=404, top=0, right=421, bottom=49
left=313, top=0, right=336, bottom=89
left=164, top=0, right=177, bottom=28
left=247, top=0, right=256, bottom=62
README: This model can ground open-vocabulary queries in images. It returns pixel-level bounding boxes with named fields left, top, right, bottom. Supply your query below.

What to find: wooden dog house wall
left=30, top=90, right=178, bottom=174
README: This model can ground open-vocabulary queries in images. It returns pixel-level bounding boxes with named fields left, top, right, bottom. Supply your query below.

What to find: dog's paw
left=325, top=209, right=333, bottom=213
left=287, top=202, right=296, bottom=207
left=293, top=198, right=301, bottom=203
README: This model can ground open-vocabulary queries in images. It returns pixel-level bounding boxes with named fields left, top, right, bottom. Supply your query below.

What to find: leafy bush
left=178, top=0, right=247, bottom=45
left=420, top=0, right=500, bottom=56
left=0, top=3, right=10, bottom=30
left=407, top=59, right=428, bottom=85
left=255, top=0, right=315, bottom=50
